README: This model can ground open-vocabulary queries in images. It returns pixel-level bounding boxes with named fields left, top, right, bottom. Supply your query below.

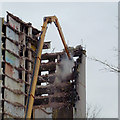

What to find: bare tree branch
left=86, top=103, right=102, bottom=119
left=87, top=57, right=119, bottom=73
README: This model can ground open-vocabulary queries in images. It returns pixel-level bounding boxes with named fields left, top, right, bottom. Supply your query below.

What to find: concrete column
left=27, top=26, right=32, bottom=85
left=0, top=18, right=3, bottom=119
left=73, top=53, right=86, bottom=118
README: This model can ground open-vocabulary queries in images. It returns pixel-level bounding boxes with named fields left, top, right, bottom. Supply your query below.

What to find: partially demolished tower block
left=0, top=12, right=86, bottom=119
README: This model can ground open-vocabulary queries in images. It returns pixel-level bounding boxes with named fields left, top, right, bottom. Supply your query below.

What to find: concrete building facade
left=0, top=12, right=86, bottom=119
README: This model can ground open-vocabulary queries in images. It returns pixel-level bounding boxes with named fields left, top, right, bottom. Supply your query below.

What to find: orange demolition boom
left=24, top=16, right=71, bottom=119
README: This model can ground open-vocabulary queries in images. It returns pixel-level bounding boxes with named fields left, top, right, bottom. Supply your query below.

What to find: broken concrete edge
left=3, top=22, right=51, bottom=49
left=7, top=11, right=41, bottom=35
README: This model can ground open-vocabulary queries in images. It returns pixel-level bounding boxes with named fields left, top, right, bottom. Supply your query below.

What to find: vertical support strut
left=55, top=18, right=71, bottom=60
left=25, top=19, right=48, bottom=119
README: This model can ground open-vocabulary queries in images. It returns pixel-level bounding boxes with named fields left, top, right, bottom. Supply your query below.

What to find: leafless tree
left=86, top=103, right=102, bottom=119
left=87, top=46, right=119, bottom=73
left=87, top=57, right=119, bottom=73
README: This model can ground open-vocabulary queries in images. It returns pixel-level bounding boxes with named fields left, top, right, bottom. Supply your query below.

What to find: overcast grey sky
left=1, top=2, right=118, bottom=118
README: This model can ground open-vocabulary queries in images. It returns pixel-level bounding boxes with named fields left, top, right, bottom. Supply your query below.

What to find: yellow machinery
left=24, top=16, right=71, bottom=119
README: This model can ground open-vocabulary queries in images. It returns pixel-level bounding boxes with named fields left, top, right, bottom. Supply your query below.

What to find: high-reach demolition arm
left=24, top=16, right=71, bottom=119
